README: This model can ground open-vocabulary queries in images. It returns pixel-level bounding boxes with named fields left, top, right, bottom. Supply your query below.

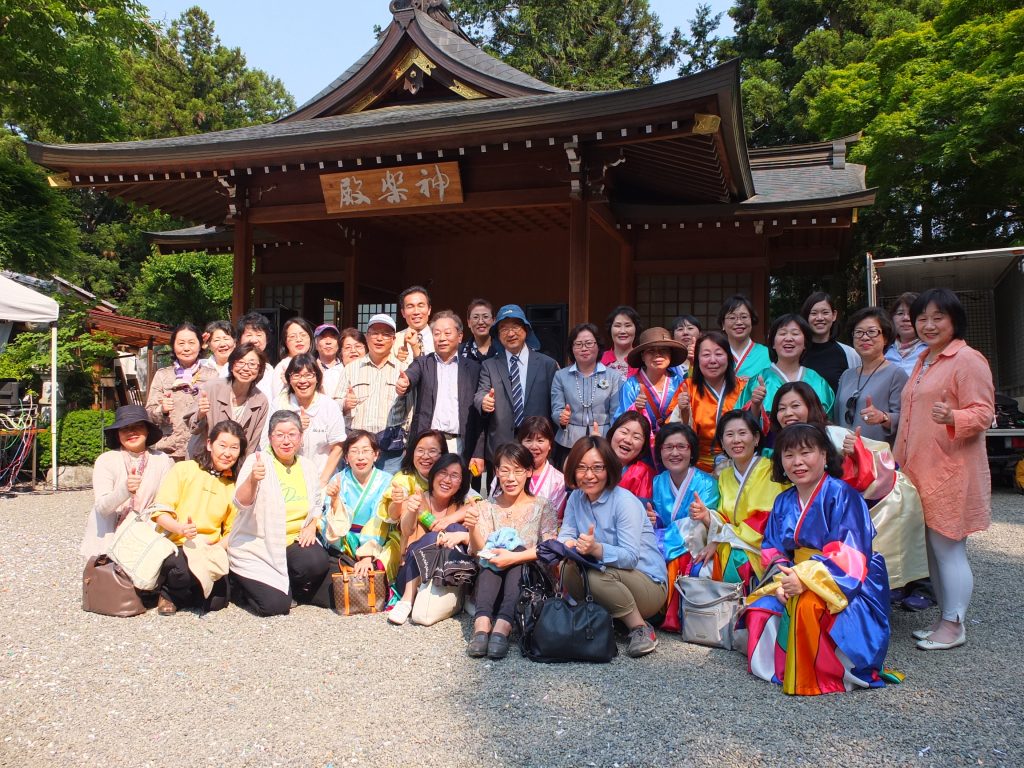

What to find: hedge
left=37, top=409, right=115, bottom=471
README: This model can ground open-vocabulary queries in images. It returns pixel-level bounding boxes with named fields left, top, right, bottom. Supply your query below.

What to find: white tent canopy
left=0, top=274, right=60, bottom=489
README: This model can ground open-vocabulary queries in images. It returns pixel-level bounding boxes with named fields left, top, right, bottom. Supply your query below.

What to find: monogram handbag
left=331, top=565, right=389, bottom=615
left=674, top=575, right=743, bottom=650
left=82, top=555, right=146, bottom=617
left=107, top=510, right=177, bottom=591
left=523, top=565, right=617, bottom=664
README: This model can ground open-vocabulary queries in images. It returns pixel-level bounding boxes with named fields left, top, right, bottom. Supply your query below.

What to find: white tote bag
left=107, top=511, right=176, bottom=591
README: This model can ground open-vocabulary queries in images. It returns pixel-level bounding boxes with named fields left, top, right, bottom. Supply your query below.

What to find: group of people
left=82, top=283, right=996, bottom=696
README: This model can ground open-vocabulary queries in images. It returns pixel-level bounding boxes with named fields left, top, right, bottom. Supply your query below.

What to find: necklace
left=574, top=369, right=594, bottom=409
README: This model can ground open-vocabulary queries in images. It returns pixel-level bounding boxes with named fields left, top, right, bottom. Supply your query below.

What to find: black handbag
left=375, top=424, right=408, bottom=453
left=515, top=562, right=557, bottom=656
left=519, top=564, right=618, bottom=664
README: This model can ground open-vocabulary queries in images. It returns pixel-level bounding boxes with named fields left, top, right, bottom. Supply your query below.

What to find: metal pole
left=50, top=322, right=58, bottom=491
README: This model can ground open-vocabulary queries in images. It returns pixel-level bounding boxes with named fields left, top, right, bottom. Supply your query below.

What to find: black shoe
left=487, top=632, right=510, bottom=660
left=467, top=631, right=490, bottom=658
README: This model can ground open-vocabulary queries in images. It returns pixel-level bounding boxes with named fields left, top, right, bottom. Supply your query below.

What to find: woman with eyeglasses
left=264, top=352, right=346, bottom=487
left=770, top=381, right=928, bottom=594
left=552, top=322, right=623, bottom=460
left=558, top=436, right=668, bottom=658
left=271, top=317, right=316, bottom=400
left=718, top=295, right=770, bottom=379
left=834, top=307, right=908, bottom=444
left=187, top=343, right=269, bottom=460
left=362, top=429, right=448, bottom=582
left=464, top=443, right=558, bottom=659
left=490, top=417, right=569, bottom=517
left=230, top=411, right=334, bottom=616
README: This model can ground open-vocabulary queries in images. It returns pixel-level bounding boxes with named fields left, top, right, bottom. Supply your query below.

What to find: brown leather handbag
left=331, top=565, right=388, bottom=615
left=82, top=555, right=146, bottom=617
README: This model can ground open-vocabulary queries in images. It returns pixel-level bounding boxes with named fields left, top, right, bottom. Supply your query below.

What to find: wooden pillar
left=568, top=198, right=590, bottom=328
left=344, top=247, right=357, bottom=328
left=231, top=187, right=252, bottom=323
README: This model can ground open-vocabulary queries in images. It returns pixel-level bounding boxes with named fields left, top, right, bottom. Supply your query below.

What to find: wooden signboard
left=320, top=161, right=463, bottom=214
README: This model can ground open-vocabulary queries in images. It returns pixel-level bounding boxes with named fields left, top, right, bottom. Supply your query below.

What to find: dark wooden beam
left=568, top=197, right=590, bottom=328
left=232, top=185, right=252, bottom=323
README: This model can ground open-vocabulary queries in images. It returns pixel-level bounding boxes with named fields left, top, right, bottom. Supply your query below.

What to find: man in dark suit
left=473, top=304, right=558, bottom=463
left=396, top=310, right=485, bottom=474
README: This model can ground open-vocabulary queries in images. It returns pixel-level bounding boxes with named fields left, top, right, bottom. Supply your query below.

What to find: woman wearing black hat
left=82, top=405, right=175, bottom=560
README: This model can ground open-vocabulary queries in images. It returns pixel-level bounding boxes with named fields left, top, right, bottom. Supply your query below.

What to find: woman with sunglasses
left=834, top=307, right=907, bottom=444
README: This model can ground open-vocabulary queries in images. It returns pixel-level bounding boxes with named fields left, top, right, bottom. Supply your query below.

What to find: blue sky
left=145, top=1, right=735, bottom=105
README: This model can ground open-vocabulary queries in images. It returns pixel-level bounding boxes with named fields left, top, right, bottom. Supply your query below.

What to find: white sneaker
left=388, top=600, right=413, bottom=625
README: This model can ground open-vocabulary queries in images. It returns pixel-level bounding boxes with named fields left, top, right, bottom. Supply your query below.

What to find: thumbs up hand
left=689, top=490, right=710, bottom=524
left=677, top=385, right=690, bottom=413
left=931, top=389, right=954, bottom=425
left=396, top=370, right=410, bottom=396
left=842, top=426, right=862, bottom=457
left=750, top=375, right=767, bottom=407
left=576, top=523, right=598, bottom=556
left=161, top=394, right=175, bottom=414
left=182, top=515, right=198, bottom=540
left=645, top=502, right=657, bottom=526
left=126, top=466, right=141, bottom=494
left=198, top=390, right=210, bottom=416
left=591, top=420, right=600, bottom=436
left=559, top=403, right=572, bottom=427
left=482, top=387, right=496, bottom=413
left=252, top=450, right=266, bottom=482
left=860, top=395, right=886, bottom=426
left=299, top=407, right=310, bottom=431
left=344, top=386, right=358, bottom=412
left=391, top=483, right=408, bottom=506
left=634, top=389, right=647, bottom=412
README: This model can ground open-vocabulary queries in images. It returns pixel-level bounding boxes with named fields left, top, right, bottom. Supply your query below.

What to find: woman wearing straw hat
left=612, top=327, right=689, bottom=443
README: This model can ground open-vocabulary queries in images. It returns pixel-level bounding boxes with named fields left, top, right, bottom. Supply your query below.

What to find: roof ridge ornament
left=389, top=0, right=464, bottom=36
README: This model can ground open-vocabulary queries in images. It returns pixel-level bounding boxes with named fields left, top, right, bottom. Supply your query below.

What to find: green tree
left=0, top=0, right=153, bottom=141
left=807, top=2, right=1024, bottom=254
left=677, top=3, right=724, bottom=76
left=122, top=250, right=233, bottom=327
left=449, top=0, right=682, bottom=89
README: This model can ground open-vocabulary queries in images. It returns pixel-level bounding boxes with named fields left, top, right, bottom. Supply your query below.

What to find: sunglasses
left=844, top=393, right=860, bottom=425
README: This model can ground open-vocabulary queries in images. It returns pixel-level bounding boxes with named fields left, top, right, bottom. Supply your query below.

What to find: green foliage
left=0, top=136, right=81, bottom=275
left=122, top=250, right=233, bottom=327
left=0, top=0, right=153, bottom=141
left=449, top=0, right=681, bottom=89
left=677, top=3, right=725, bottom=76
left=0, top=295, right=117, bottom=408
left=37, top=409, right=115, bottom=470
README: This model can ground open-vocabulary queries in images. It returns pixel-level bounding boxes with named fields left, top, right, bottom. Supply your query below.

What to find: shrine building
left=28, top=0, right=874, bottom=360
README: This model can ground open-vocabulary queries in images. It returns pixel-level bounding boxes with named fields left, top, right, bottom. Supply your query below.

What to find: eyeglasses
left=575, top=464, right=606, bottom=476
left=662, top=445, right=690, bottom=455
left=572, top=340, right=597, bottom=349
left=469, top=314, right=492, bottom=323
left=496, top=467, right=528, bottom=479
left=285, top=333, right=308, bottom=342
left=233, top=361, right=260, bottom=371
left=852, top=328, right=882, bottom=340
left=414, top=447, right=442, bottom=458
left=270, top=431, right=301, bottom=443
left=289, top=371, right=317, bottom=381
left=435, top=470, right=463, bottom=482
left=724, top=313, right=750, bottom=323
left=366, top=329, right=395, bottom=338
left=347, top=447, right=375, bottom=457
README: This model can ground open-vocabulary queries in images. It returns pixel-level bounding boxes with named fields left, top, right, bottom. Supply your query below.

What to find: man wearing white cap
left=342, top=313, right=406, bottom=471
left=314, top=323, right=345, bottom=400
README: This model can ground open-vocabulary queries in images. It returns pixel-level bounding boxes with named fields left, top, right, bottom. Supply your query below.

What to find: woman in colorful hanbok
left=746, top=423, right=891, bottom=696
left=613, top=327, right=688, bottom=443
left=718, top=294, right=770, bottom=379
left=606, top=411, right=655, bottom=503
left=686, top=410, right=787, bottom=592
left=320, top=430, right=393, bottom=562
left=770, top=381, right=928, bottom=591
left=650, top=423, right=720, bottom=631
left=755, top=313, right=835, bottom=425
left=681, top=331, right=763, bottom=472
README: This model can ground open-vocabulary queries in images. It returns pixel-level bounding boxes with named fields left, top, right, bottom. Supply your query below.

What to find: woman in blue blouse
left=558, top=435, right=668, bottom=658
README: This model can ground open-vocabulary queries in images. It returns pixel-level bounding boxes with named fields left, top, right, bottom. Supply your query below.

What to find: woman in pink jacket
left=893, top=288, right=994, bottom=652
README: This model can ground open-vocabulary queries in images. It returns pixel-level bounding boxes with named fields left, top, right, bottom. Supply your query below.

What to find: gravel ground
left=0, top=487, right=1022, bottom=768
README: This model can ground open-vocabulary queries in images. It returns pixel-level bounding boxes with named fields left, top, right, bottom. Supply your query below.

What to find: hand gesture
left=396, top=345, right=409, bottom=363
left=842, top=426, right=862, bottom=457
left=559, top=403, right=572, bottom=427
left=750, top=375, right=767, bottom=407
left=644, top=502, right=657, bottom=526
left=297, top=520, right=317, bottom=547
left=404, top=329, right=419, bottom=349
left=462, top=501, right=480, bottom=529
left=324, top=476, right=340, bottom=499
left=396, top=370, right=410, bottom=396
left=181, top=516, right=198, bottom=540
left=390, top=483, right=408, bottom=506
left=126, top=468, right=141, bottom=494
left=591, top=420, right=600, bottom=436
left=633, top=389, right=647, bottom=412
left=197, top=390, right=210, bottom=416
left=677, top=386, right=690, bottom=414
left=252, top=451, right=266, bottom=482
left=860, top=395, right=884, bottom=426
left=931, top=390, right=954, bottom=425
left=161, top=394, right=175, bottom=414
left=468, top=458, right=485, bottom=477
left=576, top=524, right=597, bottom=556
left=402, top=490, right=424, bottom=518
left=776, top=564, right=805, bottom=600
left=688, top=491, right=710, bottom=525
left=344, top=386, right=358, bottom=412
left=694, top=541, right=717, bottom=565
left=299, top=407, right=310, bottom=431
left=482, top=388, right=496, bottom=414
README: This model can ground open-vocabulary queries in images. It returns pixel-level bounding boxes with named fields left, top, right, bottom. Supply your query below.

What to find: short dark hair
left=401, top=429, right=447, bottom=474
left=770, top=381, right=829, bottom=432
left=771, top=423, right=843, bottom=484
left=799, top=291, right=839, bottom=339
left=430, top=309, right=463, bottom=334
left=516, top=415, right=555, bottom=445
left=428, top=453, right=471, bottom=505
left=847, top=306, right=896, bottom=347
left=466, top=298, right=493, bottom=318
left=339, top=327, right=366, bottom=348
left=204, top=320, right=233, bottom=339
left=567, top=322, right=601, bottom=365
left=236, top=311, right=271, bottom=339
left=604, top=305, right=643, bottom=346
left=226, top=343, right=268, bottom=385
left=692, top=330, right=738, bottom=397
left=284, top=352, right=323, bottom=393
left=492, top=442, right=536, bottom=496
left=717, top=294, right=758, bottom=328
left=196, top=419, right=247, bottom=477
left=608, top=410, right=651, bottom=465
left=169, top=322, right=201, bottom=365
left=767, top=313, right=813, bottom=363
left=399, top=285, right=431, bottom=307
left=654, top=422, right=699, bottom=470
left=888, top=292, right=918, bottom=318
left=342, top=429, right=379, bottom=455
left=714, top=408, right=764, bottom=452
left=910, top=288, right=967, bottom=340
left=670, top=315, right=702, bottom=334
left=281, top=317, right=315, bottom=356
left=563, top=435, right=622, bottom=491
